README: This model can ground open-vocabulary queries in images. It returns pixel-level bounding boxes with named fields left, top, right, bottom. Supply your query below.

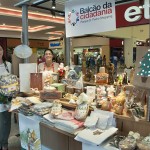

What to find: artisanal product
left=40, top=90, right=62, bottom=101
left=86, top=86, right=96, bottom=102
left=51, top=73, right=59, bottom=83
left=96, top=67, right=108, bottom=84
left=51, top=83, right=65, bottom=92
left=0, top=74, right=19, bottom=97
left=55, top=110, right=75, bottom=120
left=119, top=131, right=140, bottom=150
left=97, top=86, right=106, bottom=99
left=109, top=135, right=125, bottom=148
left=119, top=137, right=136, bottom=150
left=66, top=86, right=75, bottom=94
left=30, top=73, right=43, bottom=90
left=98, top=98, right=111, bottom=111
left=74, top=103, right=89, bottom=120
left=43, top=86, right=56, bottom=92
left=50, top=100, right=62, bottom=116
left=30, top=102, right=53, bottom=116
left=137, top=135, right=150, bottom=150
left=84, top=116, right=98, bottom=128
left=63, top=93, right=78, bottom=101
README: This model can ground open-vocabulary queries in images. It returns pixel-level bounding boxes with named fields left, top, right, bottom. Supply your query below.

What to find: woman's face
left=0, top=46, right=3, bottom=59
left=44, top=50, right=53, bottom=61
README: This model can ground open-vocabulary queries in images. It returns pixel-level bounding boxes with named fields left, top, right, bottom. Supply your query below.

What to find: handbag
left=0, top=74, right=19, bottom=97
left=0, top=61, right=19, bottom=98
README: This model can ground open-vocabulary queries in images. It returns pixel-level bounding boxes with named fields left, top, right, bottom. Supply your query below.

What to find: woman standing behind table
left=0, top=45, right=11, bottom=150
left=38, top=49, right=58, bottom=85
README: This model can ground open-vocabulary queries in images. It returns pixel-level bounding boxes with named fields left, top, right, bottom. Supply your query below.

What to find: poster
left=19, top=113, right=41, bottom=150
left=65, top=0, right=116, bottom=37
left=19, top=63, right=37, bottom=92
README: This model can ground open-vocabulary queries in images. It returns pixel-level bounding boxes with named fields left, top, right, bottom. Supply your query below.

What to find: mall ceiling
left=0, top=0, right=139, bottom=40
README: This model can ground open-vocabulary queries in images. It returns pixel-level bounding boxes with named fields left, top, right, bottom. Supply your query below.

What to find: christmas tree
left=137, top=49, right=150, bottom=77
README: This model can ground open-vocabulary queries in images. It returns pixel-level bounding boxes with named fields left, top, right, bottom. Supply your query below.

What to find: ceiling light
left=52, top=0, right=56, bottom=9
left=139, top=5, right=143, bottom=9
left=51, top=10, right=56, bottom=18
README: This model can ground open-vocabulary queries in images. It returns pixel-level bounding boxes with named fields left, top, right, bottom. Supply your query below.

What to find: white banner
left=65, top=0, right=116, bottom=37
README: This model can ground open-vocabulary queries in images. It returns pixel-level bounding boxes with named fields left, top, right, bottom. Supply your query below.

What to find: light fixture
left=52, top=0, right=56, bottom=9
left=139, top=0, right=144, bottom=9
left=51, top=10, right=56, bottom=18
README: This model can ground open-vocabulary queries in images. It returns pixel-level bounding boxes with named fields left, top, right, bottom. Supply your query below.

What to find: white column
left=124, top=38, right=136, bottom=68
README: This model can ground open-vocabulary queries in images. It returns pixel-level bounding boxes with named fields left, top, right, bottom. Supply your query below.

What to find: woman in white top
left=38, top=49, right=57, bottom=85
left=0, top=45, right=11, bottom=150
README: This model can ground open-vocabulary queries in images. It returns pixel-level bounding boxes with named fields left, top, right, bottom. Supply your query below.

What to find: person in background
left=113, top=55, right=118, bottom=73
left=102, top=55, right=106, bottom=67
left=0, top=45, right=12, bottom=150
left=120, top=55, right=125, bottom=67
left=97, top=54, right=102, bottom=72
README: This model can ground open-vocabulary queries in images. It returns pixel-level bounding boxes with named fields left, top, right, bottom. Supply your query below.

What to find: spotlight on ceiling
left=51, top=10, right=56, bottom=18
left=52, top=0, right=56, bottom=9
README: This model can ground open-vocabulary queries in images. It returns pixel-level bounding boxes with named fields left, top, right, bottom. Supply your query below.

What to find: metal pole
left=65, top=37, right=70, bottom=66
left=22, top=4, right=29, bottom=63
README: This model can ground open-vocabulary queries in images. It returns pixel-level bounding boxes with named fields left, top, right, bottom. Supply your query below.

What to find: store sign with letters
left=49, top=40, right=63, bottom=49
left=116, top=1, right=149, bottom=28
left=124, top=0, right=150, bottom=22
left=65, top=0, right=116, bottom=37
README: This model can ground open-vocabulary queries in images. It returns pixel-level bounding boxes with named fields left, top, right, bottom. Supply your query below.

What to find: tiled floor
left=8, top=113, right=21, bottom=150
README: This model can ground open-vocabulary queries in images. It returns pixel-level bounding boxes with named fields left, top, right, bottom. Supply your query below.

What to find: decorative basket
left=0, top=74, right=19, bottom=97
left=74, top=103, right=89, bottom=121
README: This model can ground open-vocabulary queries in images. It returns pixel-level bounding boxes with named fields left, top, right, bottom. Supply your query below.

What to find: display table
left=40, top=122, right=120, bottom=150
left=40, top=122, right=82, bottom=150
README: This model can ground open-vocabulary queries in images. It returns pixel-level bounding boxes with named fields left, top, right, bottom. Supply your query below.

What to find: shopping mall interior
left=0, top=0, right=150, bottom=150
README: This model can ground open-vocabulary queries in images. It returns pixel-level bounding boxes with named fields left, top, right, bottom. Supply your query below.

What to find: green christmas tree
left=137, top=49, right=150, bottom=77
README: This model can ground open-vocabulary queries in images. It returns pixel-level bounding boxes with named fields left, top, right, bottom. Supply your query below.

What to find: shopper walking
left=0, top=45, right=12, bottom=150
left=102, top=55, right=106, bottom=67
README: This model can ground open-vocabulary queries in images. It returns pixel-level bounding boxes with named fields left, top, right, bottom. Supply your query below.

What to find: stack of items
left=75, top=109, right=118, bottom=147
left=30, top=102, right=53, bottom=116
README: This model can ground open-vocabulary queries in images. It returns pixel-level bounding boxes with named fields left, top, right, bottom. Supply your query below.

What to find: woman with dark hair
left=38, top=49, right=54, bottom=72
left=0, top=45, right=12, bottom=150
left=38, top=49, right=58, bottom=84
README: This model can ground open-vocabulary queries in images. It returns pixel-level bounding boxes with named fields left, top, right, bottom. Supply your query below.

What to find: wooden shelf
left=115, top=114, right=150, bottom=125
left=115, top=114, right=150, bottom=136
left=83, top=81, right=97, bottom=86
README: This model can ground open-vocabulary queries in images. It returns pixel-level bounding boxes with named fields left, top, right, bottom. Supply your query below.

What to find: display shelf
left=115, top=114, right=150, bottom=136
left=83, top=81, right=109, bottom=86
left=83, top=81, right=97, bottom=86
left=115, top=114, right=149, bottom=125
left=59, top=99, right=94, bottom=111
